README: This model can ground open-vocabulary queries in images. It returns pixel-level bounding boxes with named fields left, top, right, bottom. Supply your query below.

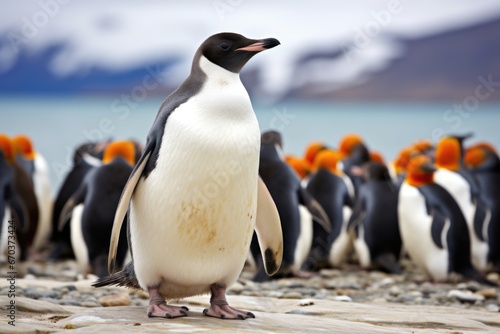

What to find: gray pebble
left=59, top=300, right=82, bottom=306
left=43, top=290, right=59, bottom=299
left=280, top=291, right=303, bottom=299
left=81, top=301, right=99, bottom=307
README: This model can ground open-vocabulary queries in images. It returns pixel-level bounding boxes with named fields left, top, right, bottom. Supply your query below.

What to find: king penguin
left=303, top=149, right=354, bottom=271
left=433, top=136, right=490, bottom=271
left=12, top=135, right=53, bottom=252
left=50, top=141, right=108, bottom=260
left=93, top=33, right=283, bottom=320
left=348, top=161, right=402, bottom=274
left=59, top=140, right=135, bottom=277
left=0, top=135, right=28, bottom=261
left=465, top=142, right=500, bottom=270
left=398, top=155, right=494, bottom=285
left=252, top=130, right=330, bottom=281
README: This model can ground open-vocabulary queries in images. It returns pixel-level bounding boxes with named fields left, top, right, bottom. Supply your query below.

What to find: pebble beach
left=1, top=258, right=499, bottom=333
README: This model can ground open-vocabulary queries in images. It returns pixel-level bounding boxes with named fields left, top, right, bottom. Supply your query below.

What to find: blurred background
left=1, top=0, right=500, bottom=190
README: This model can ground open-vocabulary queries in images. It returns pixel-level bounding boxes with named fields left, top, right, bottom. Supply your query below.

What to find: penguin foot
left=147, top=303, right=188, bottom=319
left=147, top=286, right=188, bottom=319
left=203, top=283, right=255, bottom=320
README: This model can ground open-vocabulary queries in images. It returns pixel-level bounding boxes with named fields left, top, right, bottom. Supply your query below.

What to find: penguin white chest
left=130, top=58, right=261, bottom=296
left=398, top=183, right=448, bottom=281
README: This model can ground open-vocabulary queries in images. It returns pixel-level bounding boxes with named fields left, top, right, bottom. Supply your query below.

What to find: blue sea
left=1, top=96, right=499, bottom=192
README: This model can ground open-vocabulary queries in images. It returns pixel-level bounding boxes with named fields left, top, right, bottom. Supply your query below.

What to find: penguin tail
left=460, top=267, right=498, bottom=287
left=374, top=253, right=403, bottom=275
left=92, top=261, right=140, bottom=289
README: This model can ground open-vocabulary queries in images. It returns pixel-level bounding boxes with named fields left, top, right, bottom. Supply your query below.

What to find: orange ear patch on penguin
left=313, top=149, right=342, bottom=174
left=338, top=134, right=363, bottom=157
left=370, top=151, right=384, bottom=164
left=285, top=155, right=311, bottom=179
left=12, top=135, right=35, bottom=160
left=464, top=146, right=486, bottom=168
left=102, top=141, right=136, bottom=166
left=0, top=134, right=14, bottom=163
left=303, top=141, right=327, bottom=165
left=405, top=155, right=436, bottom=187
left=435, top=137, right=460, bottom=171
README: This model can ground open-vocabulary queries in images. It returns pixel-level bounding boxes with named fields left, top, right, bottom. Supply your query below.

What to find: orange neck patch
left=464, top=147, right=486, bottom=168
left=103, top=141, right=135, bottom=165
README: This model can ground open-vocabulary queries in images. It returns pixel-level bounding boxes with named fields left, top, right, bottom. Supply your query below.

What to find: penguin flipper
left=473, top=199, right=490, bottom=242
left=430, top=209, right=447, bottom=249
left=58, top=184, right=87, bottom=232
left=255, top=176, right=283, bottom=276
left=297, top=187, right=331, bottom=233
left=108, top=150, right=152, bottom=274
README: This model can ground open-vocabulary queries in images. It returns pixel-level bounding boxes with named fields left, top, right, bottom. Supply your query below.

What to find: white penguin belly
left=398, top=183, right=448, bottom=281
left=292, top=205, right=313, bottom=271
left=130, top=75, right=260, bottom=298
left=434, top=169, right=489, bottom=271
left=329, top=206, right=353, bottom=267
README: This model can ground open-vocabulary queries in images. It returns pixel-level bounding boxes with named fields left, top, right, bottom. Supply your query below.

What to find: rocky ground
left=1, top=259, right=499, bottom=333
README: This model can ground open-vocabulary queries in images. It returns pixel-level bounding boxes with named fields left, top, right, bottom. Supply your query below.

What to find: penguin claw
left=181, top=306, right=189, bottom=311
left=247, top=312, right=255, bottom=318
left=203, top=304, right=255, bottom=320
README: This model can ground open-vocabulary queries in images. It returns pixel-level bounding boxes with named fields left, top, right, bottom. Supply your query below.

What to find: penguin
left=12, top=135, right=53, bottom=252
left=398, top=155, right=494, bottom=285
left=338, top=134, right=371, bottom=196
left=303, top=149, right=354, bottom=271
left=348, top=162, right=402, bottom=274
left=433, top=136, right=490, bottom=271
left=58, top=141, right=134, bottom=277
left=465, top=143, right=500, bottom=270
left=0, top=135, right=28, bottom=261
left=8, top=138, right=39, bottom=261
left=93, top=33, right=283, bottom=320
left=251, top=130, right=330, bottom=281
left=50, top=141, right=107, bottom=260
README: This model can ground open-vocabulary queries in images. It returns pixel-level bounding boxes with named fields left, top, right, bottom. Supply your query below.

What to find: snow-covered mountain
left=1, top=0, right=500, bottom=100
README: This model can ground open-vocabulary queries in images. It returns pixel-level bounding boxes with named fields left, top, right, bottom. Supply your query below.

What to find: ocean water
left=1, top=96, right=499, bottom=192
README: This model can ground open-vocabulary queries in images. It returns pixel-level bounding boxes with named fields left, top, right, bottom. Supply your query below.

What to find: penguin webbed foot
left=203, top=283, right=255, bottom=320
left=147, top=303, right=188, bottom=319
left=147, top=286, right=188, bottom=319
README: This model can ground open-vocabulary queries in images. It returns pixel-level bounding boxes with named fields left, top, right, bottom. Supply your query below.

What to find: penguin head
left=261, top=130, right=283, bottom=148
left=339, top=134, right=364, bottom=157
left=196, top=32, right=280, bottom=73
left=353, top=161, right=391, bottom=182
left=0, top=134, right=14, bottom=163
left=285, top=155, right=311, bottom=179
left=369, top=151, right=385, bottom=164
left=303, top=141, right=327, bottom=165
left=464, top=142, right=500, bottom=171
left=405, top=155, right=436, bottom=187
left=412, top=139, right=434, bottom=155
left=435, top=137, right=461, bottom=171
left=102, top=140, right=136, bottom=166
left=313, top=149, right=342, bottom=175
left=12, top=135, right=35, bottom=160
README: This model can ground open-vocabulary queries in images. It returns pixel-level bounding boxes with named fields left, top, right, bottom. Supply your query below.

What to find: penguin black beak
left=420, top=163, right=437, bottom=173
left=236, top=38, right=280, bottom=52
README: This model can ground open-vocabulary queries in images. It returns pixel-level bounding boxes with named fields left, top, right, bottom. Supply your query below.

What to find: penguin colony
left=1, top=33, right=499, bottom=320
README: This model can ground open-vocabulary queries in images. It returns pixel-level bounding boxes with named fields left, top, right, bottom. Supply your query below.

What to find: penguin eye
left=220, top=43, right=230, bottom=50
